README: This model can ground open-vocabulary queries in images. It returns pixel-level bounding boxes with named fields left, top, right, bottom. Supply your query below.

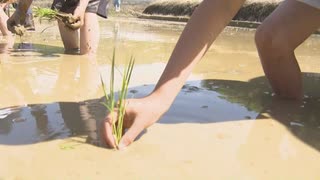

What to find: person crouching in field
left=7, top=0, right=109, bottom=55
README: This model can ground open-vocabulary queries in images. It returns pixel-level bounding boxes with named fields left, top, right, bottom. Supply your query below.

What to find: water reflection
left=10, top=43, right=63, bottom=58
left=1, top=73, right=319, bottom=152
left=58, top=101, right=105, bottom=145
left=0, top=38, right=63, bottom=59
left=0, top=100, right=105, bottom=146
left=0, top=35, right=14, bottom=57
left=0, top=19, right=319, bottom=154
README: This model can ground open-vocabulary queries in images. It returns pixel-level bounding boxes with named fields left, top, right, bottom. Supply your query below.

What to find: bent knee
left=255, top=24, right=292, bottom=54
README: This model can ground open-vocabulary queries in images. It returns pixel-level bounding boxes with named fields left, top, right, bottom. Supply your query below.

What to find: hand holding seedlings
left=34, top=7, right=81, bottom=30
left=101, top=50, right=168, bottom=149
left=56, top=12, right=81, bottom=30
left=7, top=0, right=104, bottom=54
left=6, top=0, right=33, bottom=36
left=102, top=97, right=168, bottom=150
left=7, top=8, right=27, bottom=36
left=70, top=5, right=86, bottom=29
left=101, top=49, right=136, bottom=149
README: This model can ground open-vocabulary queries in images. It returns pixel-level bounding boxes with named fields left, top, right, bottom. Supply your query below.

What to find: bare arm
left=74, top=0, right=90, bottom=22
left=152, top=0, right=245, bottom=106
left=7, top=0, right=33, bottom=34
left=17, top=0, right=33, bottom=14
left=66, top=0, right=90, bottom=29
left=78, top=0, right=90, bottom=10
left=103, top=0, right=246, bottom=149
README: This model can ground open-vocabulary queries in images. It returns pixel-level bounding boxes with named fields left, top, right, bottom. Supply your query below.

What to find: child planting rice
left=8, top=0, right=109, bottom=55
left=102, top=0, right=320, bottom=150
left=101, top=49, right=135, bottom=149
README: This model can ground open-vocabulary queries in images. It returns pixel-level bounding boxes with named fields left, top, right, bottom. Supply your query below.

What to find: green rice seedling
left=101, top=49, right=135, bottom=149
left=33, top=7, right=81, bottom=30
left=34, top=7, right=58, bottom=21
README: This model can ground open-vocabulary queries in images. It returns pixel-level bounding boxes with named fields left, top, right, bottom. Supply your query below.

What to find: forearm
left=152, top=0, right=245, bottom=106
left=17, top=0, right=33, bottom=14
left=77, top=0, right=90, bottom=11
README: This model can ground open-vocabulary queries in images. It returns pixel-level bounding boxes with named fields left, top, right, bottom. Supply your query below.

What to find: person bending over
left=7, top=0, right=109, bottom=55
left=102, top=0, right=320, bottom=149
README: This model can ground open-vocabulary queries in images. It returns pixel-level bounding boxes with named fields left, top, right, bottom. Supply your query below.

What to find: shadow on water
left=0, top=73, right=320, bottom=151
left=0, top=100, right=106, bottom=146
left=9, top=43, right=65, bottom=58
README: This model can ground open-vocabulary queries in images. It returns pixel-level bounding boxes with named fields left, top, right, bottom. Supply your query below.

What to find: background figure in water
left=12, top=2, right=35, bottom=31
left=114, top=0, right=120, bottom=12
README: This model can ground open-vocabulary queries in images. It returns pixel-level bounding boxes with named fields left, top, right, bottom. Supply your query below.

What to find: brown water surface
left=0, top=18, right=320, bottom=179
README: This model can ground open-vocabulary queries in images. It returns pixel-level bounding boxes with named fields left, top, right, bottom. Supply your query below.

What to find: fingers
left=6, top=11, right=26, bottom=35
left=65, top=21, right=81, bottom=30
left=118, top=117, right=145, bottom=150
left=56, top=12, right=82, bottom=30
left=67, top=15, right=82, bottom=29
left=101, top=99, right=148, bottom=150
left=101, top=114, right=116, bottom=148
left=13, top=25, right=26, bottom=36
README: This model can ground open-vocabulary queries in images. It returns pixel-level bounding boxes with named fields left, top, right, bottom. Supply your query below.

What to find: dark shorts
left=51, top=0, right=109, bottom=18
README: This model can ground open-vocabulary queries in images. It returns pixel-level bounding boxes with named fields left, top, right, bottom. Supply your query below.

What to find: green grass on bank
left=235, top=2, right=278, bottom=22
left=143, top=0, right=200, bottom=16
left=143, top=0, right=279, bottom=22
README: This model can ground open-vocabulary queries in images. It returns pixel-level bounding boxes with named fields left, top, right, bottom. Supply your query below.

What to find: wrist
left=147, top=90, right=174, bottom=112
left=14, top=9, right=26, bottom=24
left=76, top=6, right=86, bottom=13
left=17, top=1, right=30, bottom=14
left=77, top=0, right=89, bottom=12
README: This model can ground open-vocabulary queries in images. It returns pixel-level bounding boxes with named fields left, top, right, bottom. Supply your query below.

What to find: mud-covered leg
left=0, top=3, right=11, bottom=36
left=57, top=20, right=79, bottom=54
left=79, top=12, right=99, bottom=55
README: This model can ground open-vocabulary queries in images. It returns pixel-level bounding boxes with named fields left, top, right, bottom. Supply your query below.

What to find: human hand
left=7, top=10, right=26, bottom=36
left=55, top=11, right=80, bottom=31
left=101, top=96, right=170, bottom=150
left=64, top=6, right=85, bottom=30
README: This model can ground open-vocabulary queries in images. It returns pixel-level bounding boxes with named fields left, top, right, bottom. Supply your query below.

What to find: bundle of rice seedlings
left=101, top=49, right=135, bottom=149
left=33, top=7, right=57, bottom=21
left=33, top=7, right=81, bottom=30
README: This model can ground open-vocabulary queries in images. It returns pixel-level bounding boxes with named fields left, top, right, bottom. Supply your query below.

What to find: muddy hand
left=64, top=15, right=81, bottom=30
left=102, top=97, right=168, bottom=150
left=13, top=25, right=26, bottom=36
left=56, top=12, right=81, bottom=30
left=7, top=10, right=27, bottom=36
left=70, top=6, right=85, bottom=30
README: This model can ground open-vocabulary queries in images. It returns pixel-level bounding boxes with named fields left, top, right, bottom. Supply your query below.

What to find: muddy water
left=1, top=18, right=320, bottom=179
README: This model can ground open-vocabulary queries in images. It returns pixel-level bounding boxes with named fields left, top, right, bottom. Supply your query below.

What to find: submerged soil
left=0, top=18, right=320, bottom=179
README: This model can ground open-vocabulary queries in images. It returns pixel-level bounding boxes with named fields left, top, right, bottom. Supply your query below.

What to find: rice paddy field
left=1, top=0, right=320, bottom=179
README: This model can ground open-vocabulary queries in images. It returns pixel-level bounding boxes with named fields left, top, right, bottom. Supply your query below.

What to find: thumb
left=118, top=118, right=145, bottom=150
left=101, top=114, right=117, bottom=149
